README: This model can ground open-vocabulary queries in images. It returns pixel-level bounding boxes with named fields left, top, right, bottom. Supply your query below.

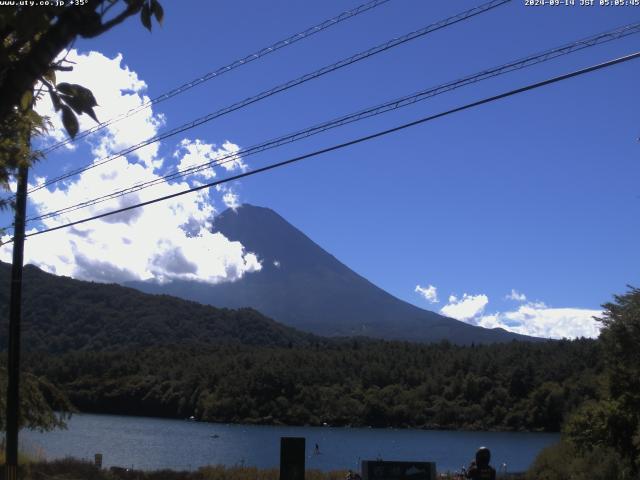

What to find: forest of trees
left=0, top=261, right=609, bottom=434
left=528, top=287, right=640, bottom=479
left=4, top=262, right=640, bottom=480
left=25, top=338, right=601, bottom=433
left=0, top=3, right=635, bottom=478
left=0, top=263, right=317, bottom=352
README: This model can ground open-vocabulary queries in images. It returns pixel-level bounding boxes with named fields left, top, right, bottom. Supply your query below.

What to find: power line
left=40, top=0, right=394, bottom=155
left=21, top=21, right=640, bottom=227
left=21, top=0, right=511, bottom=199
left=29, top=0, right=510, bottom=194
left=9, top=50, right=638, bottom=243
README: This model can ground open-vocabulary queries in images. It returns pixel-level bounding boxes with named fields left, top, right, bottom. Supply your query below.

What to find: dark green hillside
left=0, top=259, right=602, bottom=433
left=28, top=338, right=601, bottom=431
left=0, top=262, right=316, bottom=352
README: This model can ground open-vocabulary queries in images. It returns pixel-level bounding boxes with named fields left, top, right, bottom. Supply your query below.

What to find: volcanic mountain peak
left=130, top=204, right=540, bottom=344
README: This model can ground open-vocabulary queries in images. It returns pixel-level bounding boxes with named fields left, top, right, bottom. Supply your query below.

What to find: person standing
left=465, top=447, right=496, bottom=480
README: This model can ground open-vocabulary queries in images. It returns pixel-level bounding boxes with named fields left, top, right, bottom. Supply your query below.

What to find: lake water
left=22, top=413, right=558, bottom=474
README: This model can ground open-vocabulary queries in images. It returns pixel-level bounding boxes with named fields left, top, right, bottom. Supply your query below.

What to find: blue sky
left=1, top=0, right=638, bottom=338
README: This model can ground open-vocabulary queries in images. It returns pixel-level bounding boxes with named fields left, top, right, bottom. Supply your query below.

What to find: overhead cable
left=8, top=50, right=637, bottom=243
left=24, top=0, right=511, bottom=198
left=22, top=21, right=640, bottom=226
left=40, top=0, right=394, bottom=154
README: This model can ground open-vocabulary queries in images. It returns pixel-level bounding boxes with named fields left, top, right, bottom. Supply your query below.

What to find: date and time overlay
left=525, top=0, right=640, bottom=6
left=2, top=0, right=640, bottom=7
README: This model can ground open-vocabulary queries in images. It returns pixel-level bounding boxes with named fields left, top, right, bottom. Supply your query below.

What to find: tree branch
left=0, top=0, right=143, bottom=121
left=81, top=1, right=142, bottom=39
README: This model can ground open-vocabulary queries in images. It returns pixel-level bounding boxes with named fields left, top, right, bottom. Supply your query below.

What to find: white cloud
left=222, top=190, right=241, bottom=210
left=505, top=289, right=527, bottom=302
left=35, top=49, right=163, bottom=168
left=213, top=182, right=244, bottom=211
left=1, top=49, right=259, bottom=285
left=439, top=290, right=601, bottom=339
left=477, top=304, right=601, bottom=339
left=174, top=139, right=247, bottom=181
left=217, top=141, right=247, bottom=172
left=440, top=293, right=488, bottom=321
left=415, top=284, right=438, bottom=303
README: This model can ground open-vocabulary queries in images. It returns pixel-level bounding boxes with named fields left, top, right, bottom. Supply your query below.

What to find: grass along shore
left=0, top=457, right=528, bottom=480
left=3, top=458, right=346, bottom=480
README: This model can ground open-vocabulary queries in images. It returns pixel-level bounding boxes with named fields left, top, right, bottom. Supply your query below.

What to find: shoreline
left=22, top=413, right=557, bottom=475
left=57, top=409, right=561, bottom=435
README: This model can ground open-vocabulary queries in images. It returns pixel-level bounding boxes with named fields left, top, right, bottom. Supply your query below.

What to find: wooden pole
left=5, top=162, right=29, bottom=480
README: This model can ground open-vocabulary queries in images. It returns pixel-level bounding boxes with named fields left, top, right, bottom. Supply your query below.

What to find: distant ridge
left=0, top=261, right=316, bottom=353
left=129, top=204, right=540, bottom=344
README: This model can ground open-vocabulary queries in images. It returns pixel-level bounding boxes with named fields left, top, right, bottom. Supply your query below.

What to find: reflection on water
left=22, top=413, right=558, bottom=473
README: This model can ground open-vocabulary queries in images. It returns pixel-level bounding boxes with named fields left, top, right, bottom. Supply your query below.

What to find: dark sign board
left=280, top=437, right=306, bottom=480
left=362, top=461, right=436, bottom=480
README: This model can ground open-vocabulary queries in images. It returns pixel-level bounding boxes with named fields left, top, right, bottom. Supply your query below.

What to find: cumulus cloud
left=212, top=182, right=243, bottom=211
left=222, top=189, right=241, bottom=210
left=439, top=290, right=601, bottom=339
left=174, top=139, right=247, bottom=180
left=440, top=293, right=489, bottom=320
left=505, top=289, right=527, bottom=302
left=1, top=49, right=259, bottom=285
left=415, top=284, right=438, bottom=303
left=477, top=304, right=601, bottom=339
left=35, top=49, right=163, bottom=168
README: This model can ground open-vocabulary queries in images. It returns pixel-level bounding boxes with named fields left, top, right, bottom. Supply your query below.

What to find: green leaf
left=140, top=3, right=152, bottom=31
left=61, top=105, right=79, bottom=139
left=59, top=93, right=98, bottom=123
left=56, top=82, right=98, bottom=123
left=55, top=82, right=75, bottom=96
left=59, top=94, right=83, bottom=115
left=49, top=92, right=62, bottom=112
left=85, top=107, right=98, bottom=123
left=151, top=0, right=164, bottom=25
left=75, top=85, right=98, bottom=107
left=20, top=90, right=33, bottom=110
left=56, top=83, right=97, bottom=107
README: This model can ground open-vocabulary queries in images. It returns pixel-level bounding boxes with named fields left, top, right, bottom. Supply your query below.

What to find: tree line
left=25, top=338, right=601, bottom=433
left=528, top=287, right=640, bottom=479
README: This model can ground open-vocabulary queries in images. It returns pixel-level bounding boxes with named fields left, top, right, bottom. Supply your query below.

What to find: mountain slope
left=0, top=261, right=316, bottom=353
left=130, top=204, right=538, bottom=344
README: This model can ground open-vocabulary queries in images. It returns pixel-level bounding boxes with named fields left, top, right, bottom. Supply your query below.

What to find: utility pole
left=5, top=157, right=29, bottom=480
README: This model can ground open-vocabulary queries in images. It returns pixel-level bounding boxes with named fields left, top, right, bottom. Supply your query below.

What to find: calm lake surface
left=22, top=413, right=558, bottom=473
